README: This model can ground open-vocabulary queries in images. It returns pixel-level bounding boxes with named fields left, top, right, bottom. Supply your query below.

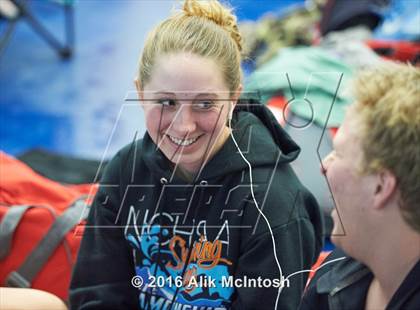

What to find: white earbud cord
left=228, top=113, right=284, bottom=309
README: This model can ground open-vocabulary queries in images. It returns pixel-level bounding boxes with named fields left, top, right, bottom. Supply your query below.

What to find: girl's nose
left=172, top=104, right=196, bottom=135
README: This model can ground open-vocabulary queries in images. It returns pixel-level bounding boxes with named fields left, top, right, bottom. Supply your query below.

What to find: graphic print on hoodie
left=125, top=189, right=235, bottom=309
left=69, top=103, right=323, bottom=310
left=122, top=131, right=245, bottom=309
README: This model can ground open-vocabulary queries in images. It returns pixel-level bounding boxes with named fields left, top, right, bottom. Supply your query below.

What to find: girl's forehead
left=146, top=53, right=228, bottom=87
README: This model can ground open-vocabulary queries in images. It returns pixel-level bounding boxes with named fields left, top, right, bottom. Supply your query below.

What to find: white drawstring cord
left=228, top=110, right=284, bottom=309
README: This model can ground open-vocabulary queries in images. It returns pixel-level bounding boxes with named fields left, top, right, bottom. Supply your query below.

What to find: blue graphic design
left=125, top=219, right=234, bottom=308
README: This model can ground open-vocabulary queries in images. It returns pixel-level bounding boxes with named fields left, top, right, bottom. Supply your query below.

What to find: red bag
left=0, top=151, right=98, bottom=301
left=366, top=40, right=420, bottom=64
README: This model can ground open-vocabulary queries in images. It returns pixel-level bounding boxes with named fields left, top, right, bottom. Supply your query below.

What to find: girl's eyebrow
left=153, top=91, right=220, bottom=98
left=154, top=91, right=176, bottom=96
left=194, top=93, right=219, bottom=98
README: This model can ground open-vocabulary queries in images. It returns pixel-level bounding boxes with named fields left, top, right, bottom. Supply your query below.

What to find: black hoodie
left=70, top=103, right=323, bottom=310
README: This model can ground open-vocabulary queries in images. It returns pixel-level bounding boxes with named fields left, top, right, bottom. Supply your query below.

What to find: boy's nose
left=321, top=152, right=333, bottom=175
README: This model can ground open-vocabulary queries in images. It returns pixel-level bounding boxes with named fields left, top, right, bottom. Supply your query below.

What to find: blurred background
left=0, top=0, right=306, bottom=160
left=1, top=0, right=419, bottom=230
left=1, top=0, right=419, bottom=159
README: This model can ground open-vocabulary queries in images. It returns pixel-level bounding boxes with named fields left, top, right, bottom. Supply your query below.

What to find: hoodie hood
left=141, top=100, right=301, bottom=182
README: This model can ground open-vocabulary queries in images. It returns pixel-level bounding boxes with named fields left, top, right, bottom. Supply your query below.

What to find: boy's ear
left=373, top=169, right=398, bottom=210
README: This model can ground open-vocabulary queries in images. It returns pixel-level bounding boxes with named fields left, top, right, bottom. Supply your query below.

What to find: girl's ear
left=231, top=83, right=243, bottom=110
left=134, top=78, right=143, bottom=100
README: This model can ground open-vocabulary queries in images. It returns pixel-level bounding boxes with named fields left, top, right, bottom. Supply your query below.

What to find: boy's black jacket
left=300, top=248, right=420, bottom=310
left=70, top=102, right=323, bottom=310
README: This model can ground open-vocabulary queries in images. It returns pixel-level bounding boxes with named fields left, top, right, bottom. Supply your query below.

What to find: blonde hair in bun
left=182, top=0, right=242, bottom=52
left=139, top=0, right=243, bottom=94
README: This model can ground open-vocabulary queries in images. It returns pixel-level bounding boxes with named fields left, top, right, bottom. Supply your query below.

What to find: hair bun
left=182, top=0, right=242, bottom=52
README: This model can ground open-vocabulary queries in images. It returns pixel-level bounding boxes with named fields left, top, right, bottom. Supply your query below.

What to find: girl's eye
left=157, top=99, right=176, bottom=107
left=194, top=100, right=215, bottom=110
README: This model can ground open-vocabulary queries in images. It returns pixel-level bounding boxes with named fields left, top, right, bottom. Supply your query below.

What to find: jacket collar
left=316, top=256, right=420, bottom=310
left=387, top=259, right=420, bottom=309
left=316, top=256, right=371, bottom=295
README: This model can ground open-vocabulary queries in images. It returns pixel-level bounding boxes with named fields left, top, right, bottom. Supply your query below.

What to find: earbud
left=228, top=102, right=234, bottom=121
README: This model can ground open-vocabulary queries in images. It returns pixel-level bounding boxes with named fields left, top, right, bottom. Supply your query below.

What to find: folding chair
left=0, top=0, right=74, bottom=59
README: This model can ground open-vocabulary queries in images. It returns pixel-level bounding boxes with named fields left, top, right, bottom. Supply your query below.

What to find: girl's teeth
left=169, top=135, right=198, bottom=146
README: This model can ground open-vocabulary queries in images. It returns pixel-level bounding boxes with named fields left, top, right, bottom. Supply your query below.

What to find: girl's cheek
left=144, top=108, right=162, bottom=137
left=196, top=111, right=226, bottom=131
left=152, top=109, right=180, bottom=134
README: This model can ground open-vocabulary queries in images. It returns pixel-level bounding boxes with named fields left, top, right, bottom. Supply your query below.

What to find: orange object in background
left=307, top=251, right=331, bottom=285
left=0, top=152, right=98, bottom=301
left=267, top=95, right=289, bottom=127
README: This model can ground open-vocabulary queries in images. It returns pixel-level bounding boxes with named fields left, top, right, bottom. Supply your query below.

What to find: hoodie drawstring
left=167, top=179, right=207, bottom=310
left=144, top=177, right=168, bottom=309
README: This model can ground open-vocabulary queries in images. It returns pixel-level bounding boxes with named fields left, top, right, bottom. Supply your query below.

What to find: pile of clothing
left=241, top=0, right=419, bottom=234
